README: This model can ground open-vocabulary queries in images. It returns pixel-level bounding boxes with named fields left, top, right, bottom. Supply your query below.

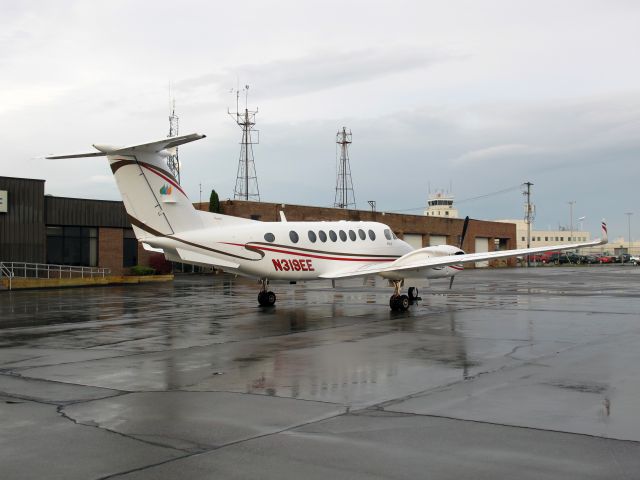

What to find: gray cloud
left=177, top=47, right=460, bottom=100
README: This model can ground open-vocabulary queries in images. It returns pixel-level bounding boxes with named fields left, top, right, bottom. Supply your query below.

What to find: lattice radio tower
left=334, top=127, right=356, bottom=209
left=167, top=95, right=180, bottom=183
left=229, top=85, right=260, bottom=201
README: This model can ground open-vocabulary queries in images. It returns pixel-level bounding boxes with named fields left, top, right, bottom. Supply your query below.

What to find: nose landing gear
left=258, top=279, right=277, bottom=307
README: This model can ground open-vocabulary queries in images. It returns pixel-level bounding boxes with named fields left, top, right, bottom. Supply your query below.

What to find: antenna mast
left=228, top=85, right=260, bottom=201
left=334, top=126, right=356, bottom=209
left=167, top=89, right=180, bottom=184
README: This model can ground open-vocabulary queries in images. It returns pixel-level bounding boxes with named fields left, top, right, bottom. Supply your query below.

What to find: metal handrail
left=0, top=263, right=13, bottom=291
left=0, top=262, right=111, bottom=291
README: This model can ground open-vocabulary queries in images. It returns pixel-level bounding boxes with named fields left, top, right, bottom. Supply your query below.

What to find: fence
left=0, top=262, right=110, bottom=291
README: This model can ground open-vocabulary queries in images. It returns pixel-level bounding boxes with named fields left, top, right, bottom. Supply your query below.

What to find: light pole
left=625, top=212, right=633, bottom=256
left=568, top=201, right=575, bottom=242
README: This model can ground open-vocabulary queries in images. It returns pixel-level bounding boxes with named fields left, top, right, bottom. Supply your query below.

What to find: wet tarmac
left=1, top=266, right=640, bottom=479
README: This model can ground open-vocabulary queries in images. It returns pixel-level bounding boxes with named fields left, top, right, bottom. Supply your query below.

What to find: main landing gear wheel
left=258, top=279, right=276, bottom=307
left=258, top=290, right=276, bottom=307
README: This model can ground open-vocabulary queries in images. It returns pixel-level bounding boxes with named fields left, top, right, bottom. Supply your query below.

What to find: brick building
left=196, top=199, right=517, bottom=267
left=1, top=176, right=517, bottom=273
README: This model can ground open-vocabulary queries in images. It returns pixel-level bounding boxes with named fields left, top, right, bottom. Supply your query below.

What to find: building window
left=545, top=237, right=548, bottom=241
left=521, top=237, right=525, bottom=242
left=123, top=229, right=138, bottom=267
left=250, top=214, right=261, bottom=220
left=46, top=226, right=98, bottom=267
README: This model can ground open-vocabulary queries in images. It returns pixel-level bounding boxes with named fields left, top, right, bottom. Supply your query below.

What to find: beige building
left=495, top=219, right=590, bottom=249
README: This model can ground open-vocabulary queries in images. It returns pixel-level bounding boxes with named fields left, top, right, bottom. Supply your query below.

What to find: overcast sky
left=1, top=0, right=639, bottom=240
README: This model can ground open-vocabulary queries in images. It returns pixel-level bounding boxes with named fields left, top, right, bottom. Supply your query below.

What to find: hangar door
left=475, top=237, right=489, bottom=268
left=403, top=234, right=423, bottom=250
left=429, top=235, right=448, bottom=246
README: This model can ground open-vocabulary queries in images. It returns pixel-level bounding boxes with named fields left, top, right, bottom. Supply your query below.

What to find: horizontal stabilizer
left=46, top=151, right=106, bottom=159
left=46, top=133, right=206, bottom=159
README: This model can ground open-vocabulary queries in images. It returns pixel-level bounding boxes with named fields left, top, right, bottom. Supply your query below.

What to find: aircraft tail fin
left=47, top=134, right=207, bottom=237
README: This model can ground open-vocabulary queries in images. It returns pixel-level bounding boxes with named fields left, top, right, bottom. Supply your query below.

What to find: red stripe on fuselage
left=222, top=242, right=397, bottom=262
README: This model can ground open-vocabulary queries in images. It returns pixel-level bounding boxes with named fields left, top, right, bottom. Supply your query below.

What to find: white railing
left=0, top=262, right=110, bottom=291
left=0, top=263, right=14, bottom=291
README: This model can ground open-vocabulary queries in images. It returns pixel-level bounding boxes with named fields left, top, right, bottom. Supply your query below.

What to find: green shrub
left=130, top=265, right=156, bottom=276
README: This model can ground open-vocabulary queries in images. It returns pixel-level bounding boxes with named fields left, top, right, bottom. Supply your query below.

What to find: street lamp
left=625, top=212, right=633, bottom=256
left=568, top=201, right=575, bottom=242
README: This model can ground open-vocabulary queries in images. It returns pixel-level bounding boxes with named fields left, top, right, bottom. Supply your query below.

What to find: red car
left=540, top=251, right=560, bottom=264
left=596, top=255, right=614, bottom=264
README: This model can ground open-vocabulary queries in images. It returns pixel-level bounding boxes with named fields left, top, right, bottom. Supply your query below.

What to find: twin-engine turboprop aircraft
left=48, top=133, right=608, bottom=310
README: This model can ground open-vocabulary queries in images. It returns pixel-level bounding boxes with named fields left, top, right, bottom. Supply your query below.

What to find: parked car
left=540, top=251, right=560, bottom=264
left=582, top=254, right=600, bottom=264
left=619, top=253, right=632, bottom=263
left=542, top=252, right=582, bottom=265
left=597, top=255, right=615, bottom=264
left=630, top=255, right=640, bottom=265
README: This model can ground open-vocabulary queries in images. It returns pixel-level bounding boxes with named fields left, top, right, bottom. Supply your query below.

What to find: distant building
left=424, top=191, right=459, bottom=218
left=495, top=219, right=590, bottom=249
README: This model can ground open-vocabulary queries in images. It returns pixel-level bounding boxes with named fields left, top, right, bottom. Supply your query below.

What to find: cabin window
left=392, top=232, right=398, bottom=239
left=329, top=230, right=338, bottom=242
left=349, top=230, right=356, bottom=241
left=308, top=230, right=317, bottom=243
left=289, top=231, right=299, bottom=243
left=384, top=229, right=392, bottom=240
left=368, top=229, right=376, bottom=241
left=264, top=232, right=275, bottom=243
left=319, top=230, right=327, bottom=242
left=339, top=230, right=347, bottom=241
left=358, top=229, right=366, bottom=240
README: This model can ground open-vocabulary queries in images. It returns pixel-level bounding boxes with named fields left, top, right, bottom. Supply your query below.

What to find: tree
left=209, top=189, right=220, bottom=213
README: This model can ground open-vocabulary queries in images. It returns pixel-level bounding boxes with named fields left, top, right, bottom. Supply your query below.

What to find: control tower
left=424, top=190, right=459, bottom=218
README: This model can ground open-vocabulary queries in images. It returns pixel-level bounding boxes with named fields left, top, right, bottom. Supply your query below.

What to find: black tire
left=266, top=291, right=277, bottom=306
left=258, top=291, right=267, bottom=306
left=408, top=287, right=416, bottom=300
left=389, top=295, right=400, bottom=311
left=399, top=295, right=410, bottom=311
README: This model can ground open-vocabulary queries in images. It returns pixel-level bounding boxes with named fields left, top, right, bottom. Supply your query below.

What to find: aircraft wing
left=321, top=223, right=608, bottom=280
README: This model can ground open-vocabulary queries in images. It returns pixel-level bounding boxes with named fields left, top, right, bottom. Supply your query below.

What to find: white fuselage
left=149, top=220, right=459, bottom=281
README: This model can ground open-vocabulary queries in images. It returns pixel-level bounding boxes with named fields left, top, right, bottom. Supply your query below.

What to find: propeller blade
left=459, top=216, right=470, bottom=249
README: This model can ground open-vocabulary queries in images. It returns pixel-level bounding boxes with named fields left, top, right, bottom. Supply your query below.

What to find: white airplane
left=48, top=133, right=608, bottom=310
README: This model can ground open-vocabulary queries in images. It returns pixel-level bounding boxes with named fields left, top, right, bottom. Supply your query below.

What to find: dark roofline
left=0, top=175, right=45, bottom=182
left=45, top=195, right=123, bottom=204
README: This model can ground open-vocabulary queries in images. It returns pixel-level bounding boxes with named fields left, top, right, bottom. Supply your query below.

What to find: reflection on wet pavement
left=1, top=267, right=640, bottom=478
